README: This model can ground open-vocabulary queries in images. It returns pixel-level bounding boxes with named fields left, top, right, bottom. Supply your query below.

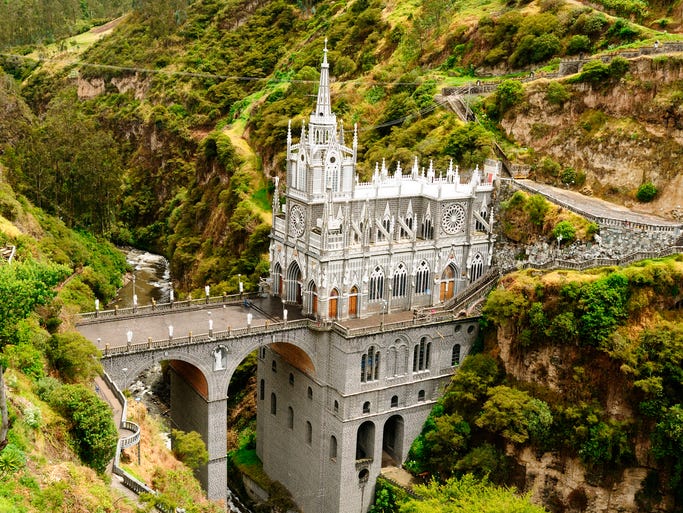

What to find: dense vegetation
left=0, top=0, right=131, bottom=49
left=403, top=256, right=683, bottom=511
left=2, top=0, right=680, bottom=294
left=0, top=0, right=682, bottom=511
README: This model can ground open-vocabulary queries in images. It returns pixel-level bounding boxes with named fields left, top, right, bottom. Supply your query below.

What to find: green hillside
left=2, top=0, right=683, bottom=511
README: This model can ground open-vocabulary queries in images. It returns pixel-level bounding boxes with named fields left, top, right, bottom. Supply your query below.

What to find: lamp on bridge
left=95, top=299, right=99, bottom=317
left=247, top=312, right=253, bottom=330
left=168, top=325, right=174, bottom=341
left=283, top=308, right=288, bottom=325
left=205, top=285, right=210, bottom=303
left=170, top=289, right=174, bottom=303
left=126, top=330, right=133, bottom=348
left=239, top=275, right=244, bottom=297
left=209, top=318, right=214, bottom=337
left=132, top=274, right=137, bottom=312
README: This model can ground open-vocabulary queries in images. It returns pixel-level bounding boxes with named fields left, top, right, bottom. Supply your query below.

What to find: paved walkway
left=381, top=465, right=419, bottom=489
left=517, top=179, right=681, bottom=227
left=78, top=298, right=291, bottom=350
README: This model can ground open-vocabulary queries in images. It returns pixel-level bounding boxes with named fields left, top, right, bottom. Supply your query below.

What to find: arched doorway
left=306, top=281, right=318, bottom=316
left=440, top=263, right=457, bottom=301
left=329, top=288, right=339, bottom=319
left=356, top=421, right=375, bottom=460
left=272, top=262, right=282, bottom=296
left=286, top=262, right=302, bottom=304
left=348, top=285, right=358, bottom=318
left=382, top=415, right=404, bottom=466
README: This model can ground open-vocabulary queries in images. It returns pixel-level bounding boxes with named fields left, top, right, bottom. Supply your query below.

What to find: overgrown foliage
left=43, top=383, right=117, bottom=473
left=499, top=190, right=597, bottom=245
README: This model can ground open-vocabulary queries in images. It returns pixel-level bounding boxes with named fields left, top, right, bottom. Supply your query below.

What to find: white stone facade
left=269, top=45, right=498, bottom=322
left=258, top=47, right=499, bottom=513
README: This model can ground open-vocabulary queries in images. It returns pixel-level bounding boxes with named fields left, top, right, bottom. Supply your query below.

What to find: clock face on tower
left=441, top=203, right=466, bottom=234
left=289, top=205, right=306, bottom=238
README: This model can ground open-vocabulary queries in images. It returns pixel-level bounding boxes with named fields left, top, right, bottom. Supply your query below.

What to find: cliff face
left=496, top=328, right=661, bottom=513
left=483, top=262, right=683, bottom=513
left=502, top=56, right=683, bottom=220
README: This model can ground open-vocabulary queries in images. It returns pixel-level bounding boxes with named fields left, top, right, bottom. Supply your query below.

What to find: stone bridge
left=77, top=293, right=482, bottom=512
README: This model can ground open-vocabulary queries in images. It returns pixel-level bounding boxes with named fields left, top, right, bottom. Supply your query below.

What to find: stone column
left=201, top=397, right=229, bottom=505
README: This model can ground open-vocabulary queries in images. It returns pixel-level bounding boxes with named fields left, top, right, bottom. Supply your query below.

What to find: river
left=114, top=248, right=253, bottom=513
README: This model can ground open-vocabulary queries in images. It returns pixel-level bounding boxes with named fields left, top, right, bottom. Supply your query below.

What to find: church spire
left=312, top=39, right=333, bottom=122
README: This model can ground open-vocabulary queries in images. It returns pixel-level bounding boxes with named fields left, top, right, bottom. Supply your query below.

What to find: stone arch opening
left=273, top=262, right=283, bottom=296
left=348, top=285, right=359, bottom=318
left=356, top=421, right=375, bottom=460
left=286, top=261, right=302, bottom=304
left=382, top=415, right=404, bottom=467
left=440, top=263, right=457, bottom=301
left=306, top=280, right=318, bottom=317
left=329, top=288, right=339, bottom=319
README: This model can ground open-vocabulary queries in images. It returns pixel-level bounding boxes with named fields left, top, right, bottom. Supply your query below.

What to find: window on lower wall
left=330, top=435, right=338, bottom=460
left=270, top=392, right=277, bottom=415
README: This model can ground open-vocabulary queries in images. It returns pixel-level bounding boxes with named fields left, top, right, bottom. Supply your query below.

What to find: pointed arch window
left=421, top=208, right=433, bottom=239
left=361, top=345, right=380, bottom=382
left=413, top=337, right=431, bottom=372
left=471, top=253, right=484, bottom=282
left=401, top=213, right=413, bottom=239
left=273, top=262, right=282, bottom=296
left=392, top=263, right=407, bottom=298
left=369, top=266, right=384, bottom=302
left=415, top=261, right=430, bottom=295
left=452, top=344, right=461, bottom=366
left=475, top=203, right=488, bottom=231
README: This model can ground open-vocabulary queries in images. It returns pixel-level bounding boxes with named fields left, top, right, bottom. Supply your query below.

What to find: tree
left=47, top=332, right=102, bottom=383
left=0, top=259, right=69, bottom=347
left=171, top=429, right=209, bottom=470
left=552, top=220, right=576, bottom=244
left=444, top=124, right=493, bottom=169
left=491, top=80, right=524, bottom=120
left=475, top=386, right=552, bottom=445
left=49, top=384, right=117, bottom=473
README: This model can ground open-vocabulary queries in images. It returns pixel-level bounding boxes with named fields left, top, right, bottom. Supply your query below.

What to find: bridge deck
left=78, top=297, right=299, bottom=350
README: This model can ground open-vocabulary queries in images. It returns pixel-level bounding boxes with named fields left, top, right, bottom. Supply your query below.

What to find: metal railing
left=102, top=373, right=177, bottom=512
left=77, top=292, right=259, bottom=324
left=507, top=179, right=683, bottom=234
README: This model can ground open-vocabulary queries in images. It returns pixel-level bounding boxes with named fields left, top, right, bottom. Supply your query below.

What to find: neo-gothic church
left=259, top=46, right=499, bottom=513
left=269, top=46, right=497, bottom=320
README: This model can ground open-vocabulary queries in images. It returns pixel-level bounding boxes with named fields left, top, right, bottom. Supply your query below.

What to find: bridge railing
left=102, top=373, right=176, bottom=512
left=101, top=318, right=311, bottom=356
left=78, top=292, right=260, bottom=324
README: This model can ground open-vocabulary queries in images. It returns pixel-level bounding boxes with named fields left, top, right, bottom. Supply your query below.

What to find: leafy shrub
left=636, top=182, right=657, bottom=202
left=171, top=429, right=209, bottom=470
left=48, top=384, right=117, bottom=473
left=566, top=34, right=591, bottom=55
left=546, top=82, right=571, bottom=106
left=552, top=220, right=576, bottom=244
left=47, top=332, right=102, bottom=383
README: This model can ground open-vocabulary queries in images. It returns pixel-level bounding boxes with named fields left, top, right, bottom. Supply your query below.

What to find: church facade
left=269, top=47, right=497, bottom=322
left=257, top=46, right=498, bottom=513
